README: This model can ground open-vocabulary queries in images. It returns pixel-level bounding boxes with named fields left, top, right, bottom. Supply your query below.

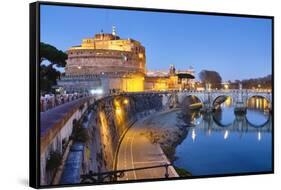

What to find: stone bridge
left=162, top=89, right=272, bottom=111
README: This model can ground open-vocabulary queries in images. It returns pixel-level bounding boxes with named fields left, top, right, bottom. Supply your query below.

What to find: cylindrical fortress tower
left=64, top=31, right=146, bottom=76
left=57, top=27, right=146, bottom=93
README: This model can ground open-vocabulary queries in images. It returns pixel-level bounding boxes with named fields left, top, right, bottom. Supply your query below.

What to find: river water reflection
left=174, top=97, right=272, bottom=176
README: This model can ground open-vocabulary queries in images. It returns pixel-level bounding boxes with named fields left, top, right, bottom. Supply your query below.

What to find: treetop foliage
left=199, top=70, right=222, bottom=89
left=40, top=42, right=67, bottom=93
left=40, top=42, right=67, bottom=67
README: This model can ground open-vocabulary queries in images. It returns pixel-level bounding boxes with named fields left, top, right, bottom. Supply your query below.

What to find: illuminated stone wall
left=144, top=76, right=180, bottom=91
left=122, top=74, right=145, bottom=92
left=58, top=73, right=145, bottom=93
left=65, top=49, right=145, bottom=76
left=145, top=76, right=169, bottom=91
left=85, top=94, right=163, bottom=174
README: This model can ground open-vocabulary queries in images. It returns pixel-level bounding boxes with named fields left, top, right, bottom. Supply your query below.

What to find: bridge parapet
left=40, top=96, right=96, bottom=185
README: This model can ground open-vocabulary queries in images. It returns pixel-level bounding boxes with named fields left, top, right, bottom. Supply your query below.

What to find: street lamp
left=224, top=84, right=229, bottom=90
left=123, top=99, right=129, bottom=105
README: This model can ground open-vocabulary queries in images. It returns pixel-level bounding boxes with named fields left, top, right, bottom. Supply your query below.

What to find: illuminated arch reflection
left=212, top=96, right=235, bottom=127
left=246, top=96, right=270, bottom=127
left=190, top=111, right=203, bottom=126
left=182, top=95, right=203, bottom=110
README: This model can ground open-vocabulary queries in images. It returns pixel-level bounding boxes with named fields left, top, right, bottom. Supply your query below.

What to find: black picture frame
left=30, top=1, right=274, bottom=188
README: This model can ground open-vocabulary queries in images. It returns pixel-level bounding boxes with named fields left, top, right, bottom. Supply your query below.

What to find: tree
left=241, top=75, right=272, bottom=89
left=40, top=65, right=61, bottom=93
left=40, top=42, right=67, bottom=93
left=227, top=75, right=272, bottom=89
left=40, top=42, right=67, bottom=67
left=199, top=70, right=222, bottom=89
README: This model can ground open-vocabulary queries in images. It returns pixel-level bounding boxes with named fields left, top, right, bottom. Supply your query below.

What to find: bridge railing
left=113, top=89, right=272, bottom=96
left=40, top=93, right=90, bottom=112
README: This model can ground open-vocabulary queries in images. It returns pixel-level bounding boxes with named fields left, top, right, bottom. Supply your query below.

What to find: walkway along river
left=117, top=96, right=272, bottom=178
left=116, top=111, right=179, bottom=180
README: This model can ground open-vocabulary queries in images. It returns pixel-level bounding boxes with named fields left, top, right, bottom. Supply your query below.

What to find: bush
left=46, top=151, right=62, bottom=171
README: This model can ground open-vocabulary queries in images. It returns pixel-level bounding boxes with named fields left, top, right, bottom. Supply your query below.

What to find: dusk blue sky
left=40, top=5, right=272, bottom=81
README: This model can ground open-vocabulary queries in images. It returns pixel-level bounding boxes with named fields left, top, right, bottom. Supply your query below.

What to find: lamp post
left=224, top=84, right=229, bottom=90
left=123, top=98, right=129, bottom=105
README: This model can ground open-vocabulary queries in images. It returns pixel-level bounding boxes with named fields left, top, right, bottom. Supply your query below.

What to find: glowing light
left=258, top=131, right=262, bottom=141
left=114, top=100, right=124, bottom=125
left=99, top=111, right=107, bottom=129
left=224, top=84, right=229, bottom=89
left=224, top=130, right=229, bottom=140
left=256, top=99, right=260, bottom=108
left=90, top=89, right=103, bottom=95
left=123, top=99, right=129, bottom=105
left=196, top=87, right=204, bottom=91
left=191, top=128, right=196, bottom=142
left=115, top=107, right=122, bottom=115
left=122, top=75, right=144, bottom=92
left=208, top=129, right=212, bottom=136
left=154, top=81, right=168, bottom=91
left=114, top=100, right=120, bottom=107
left=224, top=97, right=232, bottom=107
left=77, top=66, right=81, bottom=69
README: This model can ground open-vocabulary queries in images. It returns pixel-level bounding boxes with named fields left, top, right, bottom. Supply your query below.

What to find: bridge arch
left=212, top=95, right=234, bottom=108
left=246, top=95, right=271, bottom=110
left=166, top=90, right=272, bottom=112
left=180, top=95, right=204, bottom=109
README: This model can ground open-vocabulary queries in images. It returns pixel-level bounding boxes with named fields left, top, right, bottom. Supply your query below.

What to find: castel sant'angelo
left=57, top=26, right=195, bottom=93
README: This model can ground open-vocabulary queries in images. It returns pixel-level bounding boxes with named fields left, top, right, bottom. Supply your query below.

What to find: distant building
left=145, top=65, right=195, bottom=91
left=57, top=27, right=195, bottom=94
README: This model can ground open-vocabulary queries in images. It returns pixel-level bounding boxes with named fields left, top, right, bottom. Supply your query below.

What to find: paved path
left=116, top=115, right=178, bottom=181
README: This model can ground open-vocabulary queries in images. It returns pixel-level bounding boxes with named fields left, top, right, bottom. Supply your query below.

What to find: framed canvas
left=29, top=1, right=274, bottom=188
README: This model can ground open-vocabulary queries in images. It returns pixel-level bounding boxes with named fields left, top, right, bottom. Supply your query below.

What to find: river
left=174, top=96, right=272, bottom=176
